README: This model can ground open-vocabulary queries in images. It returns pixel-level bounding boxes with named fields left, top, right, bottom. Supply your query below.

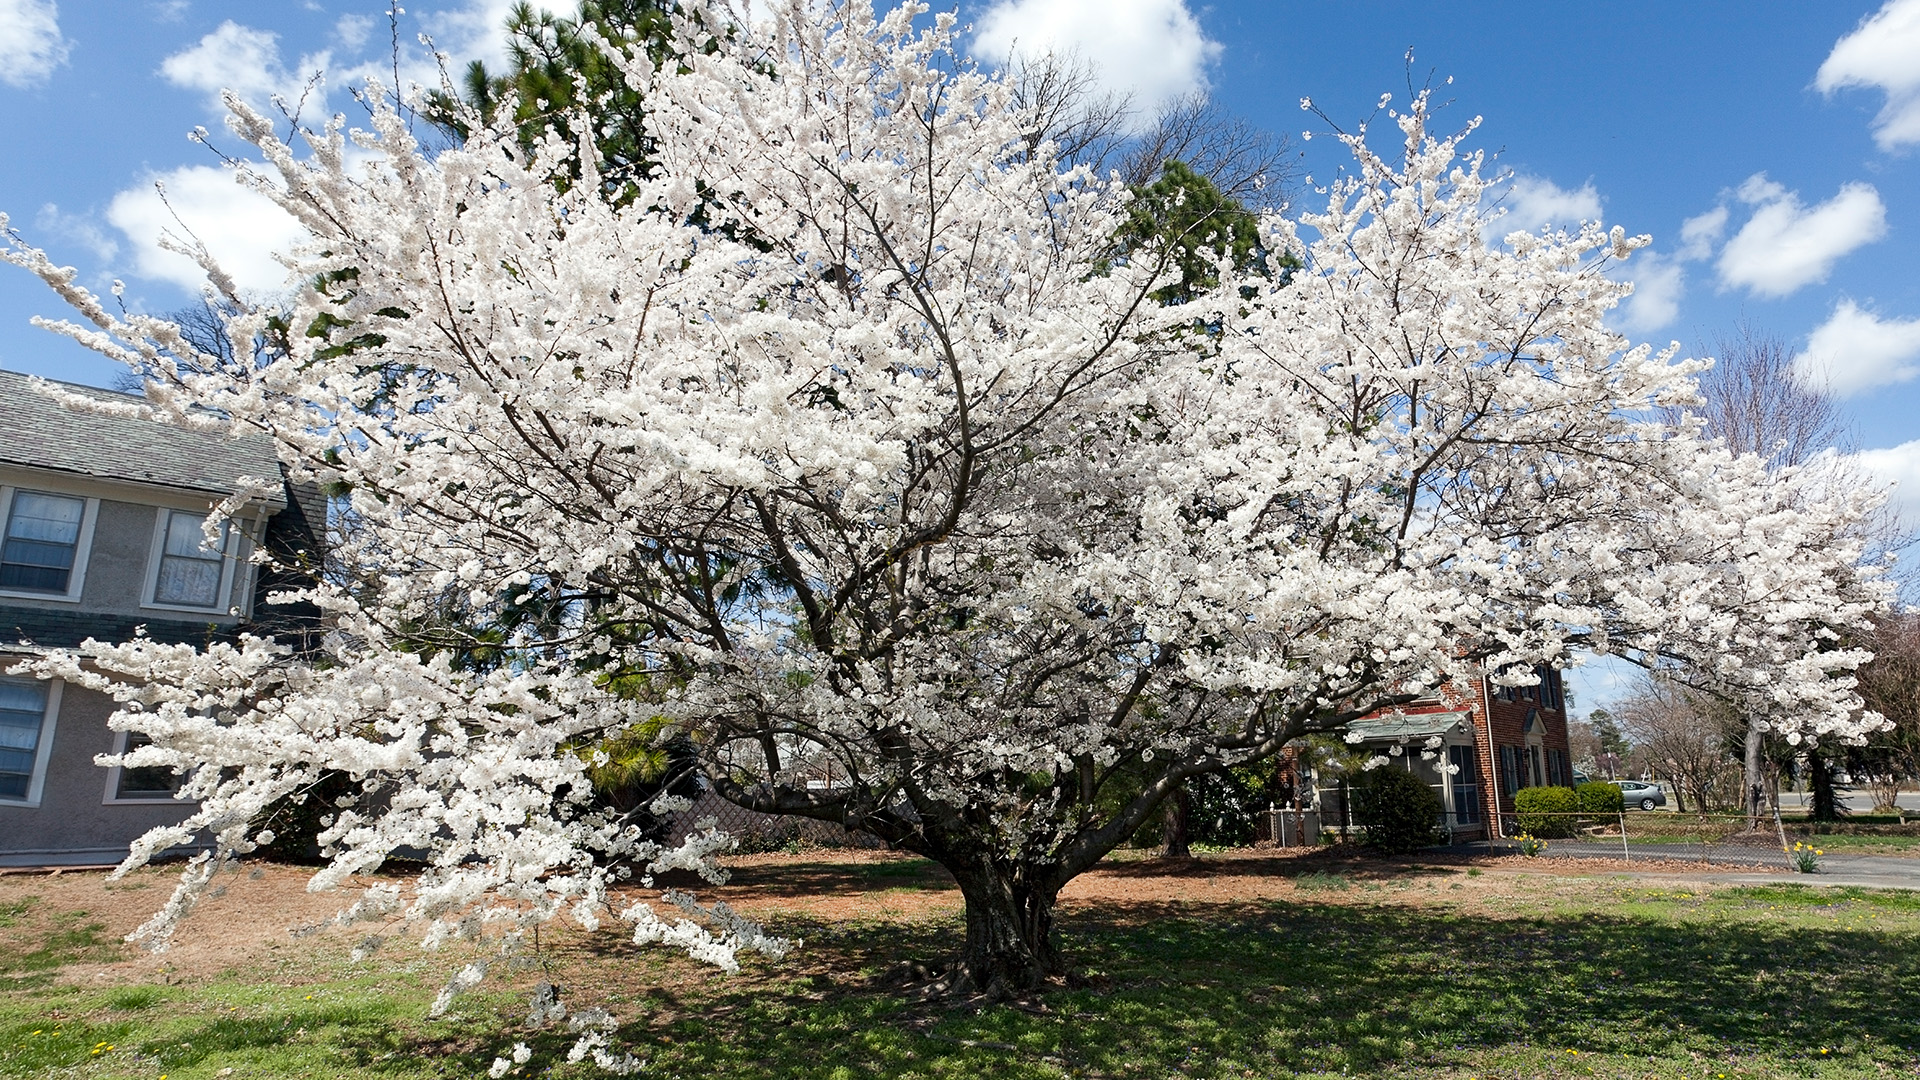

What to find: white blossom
left=0, top=0, right=1890, bottom=999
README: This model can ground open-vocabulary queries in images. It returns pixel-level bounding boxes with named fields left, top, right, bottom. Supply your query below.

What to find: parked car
left=1614, top=779, right=1667, bottom=810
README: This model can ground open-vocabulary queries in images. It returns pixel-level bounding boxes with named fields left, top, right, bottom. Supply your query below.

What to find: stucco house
left=1319, top=664, right=1576, bottom=842
left=0, top=370, right=321, bottom=866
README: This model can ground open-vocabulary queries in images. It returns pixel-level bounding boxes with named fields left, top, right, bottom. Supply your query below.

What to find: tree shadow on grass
left=665, top=857, right=958, bottom=899
left=1054, top=898, right=1920, bottom=1075
left=1085, top=850, right=1438, bottom=883
left=620, top=895, right=1920, bottom=1078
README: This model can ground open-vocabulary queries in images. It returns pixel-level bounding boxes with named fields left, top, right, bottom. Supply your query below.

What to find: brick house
left=1328, top=664, right=1576, bottom=841
left=0, top=370, right=321, bottom=866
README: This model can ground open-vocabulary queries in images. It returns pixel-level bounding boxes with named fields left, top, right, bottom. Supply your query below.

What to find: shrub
left=1576, top=780, right=1625, bottom=819
left=1350, top=765, right=1442, bottom=854
left=1514, top=785, right=1579, bottom=838
left=1294, top=870, right=1351, bottom=891
left=251, top=770, right=354, bottom=863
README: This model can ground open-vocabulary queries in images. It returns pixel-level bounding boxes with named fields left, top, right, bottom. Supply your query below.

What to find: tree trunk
left=1160, top=782, right=1191, bottom=859
left=1744, top=722, right=1766, bottom=829
left=1810, top=751, right=1843, bottom=823
left=949, top=863, right=1062, bottom=998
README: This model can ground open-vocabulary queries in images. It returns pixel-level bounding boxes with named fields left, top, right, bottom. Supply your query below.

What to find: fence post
left=1618, top=807, right=1629, bottom=864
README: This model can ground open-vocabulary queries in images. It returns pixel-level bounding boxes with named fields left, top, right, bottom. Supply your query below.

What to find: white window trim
left=140, top=506, right=242, bottom=615
left=102, top=727, right=191, bottom=805
left=0, top=486, right=99, bottom=604
left=0, top=678, right=62, bottom=809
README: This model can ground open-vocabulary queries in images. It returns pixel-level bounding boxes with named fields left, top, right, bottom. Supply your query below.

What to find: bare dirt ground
left=0, top=845, right=1757, bottom=987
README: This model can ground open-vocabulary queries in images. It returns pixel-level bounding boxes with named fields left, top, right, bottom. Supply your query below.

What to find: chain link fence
left=1489, top=810, right=1797, bottom=869
left=659, top=789, right=885, bottom=852
left=655, top=794, right=1854, bottom=870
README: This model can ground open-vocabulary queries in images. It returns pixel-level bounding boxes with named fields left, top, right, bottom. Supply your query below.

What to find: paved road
left=1775, top=791, right=1920, bottom=813
left=1450, top=839, right=1920, bottom=890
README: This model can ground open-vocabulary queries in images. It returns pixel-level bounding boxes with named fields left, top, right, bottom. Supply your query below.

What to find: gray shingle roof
left=0, top=369, right=285, bottom=505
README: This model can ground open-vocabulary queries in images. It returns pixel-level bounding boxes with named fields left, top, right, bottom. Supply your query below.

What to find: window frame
left=0, top=486, right=99, bottom=603
left=141, top=506, right=240, bottom=615
left=0, top=677, right=63, bottom=808
left=1447, top=743, right=1482, bottom=825
left=101, top=728, right=189, bottom=805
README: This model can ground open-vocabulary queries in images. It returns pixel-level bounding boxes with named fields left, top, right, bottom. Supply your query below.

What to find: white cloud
left=161, top=21, right=330, bottom=116
left=1605, top=203, right=1724, bottom=336
left=1676, top=205, right=1727, bottom=261
left=336, top=13, right=375, bottom=52
left=1793, top=299, right=1920, bottom=396
left=1501, top=175, right=1603, bottom=235
left=423, top=0, right=521, bottom=72
left=1715, top=173, right=1886, bottom=298
left=105, top=165, right=305, bottom=297
left=1853, top=439, right=1920, bottom=534
left=1817, top=0, right=1920, bottom=151
left=0, top=0, right=70, bottom=88
left=34, top=203, right=118, bottom=262
left=151, top=0, right=188, bottom=21
left=327, top=1, right=520, bottom=106
left=1615, top=253, right=1686, bottom=335
left=972, top=0, right=1221, bottom=118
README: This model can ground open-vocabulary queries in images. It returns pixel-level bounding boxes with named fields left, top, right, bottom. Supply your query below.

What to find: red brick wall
left=1342, top=666, right=1575, bottom=839
left=1473, top=668, right=1574, bottom=831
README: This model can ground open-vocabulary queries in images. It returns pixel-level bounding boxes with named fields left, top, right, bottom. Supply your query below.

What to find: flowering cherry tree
left=2, top=0, right=1890, bottom=998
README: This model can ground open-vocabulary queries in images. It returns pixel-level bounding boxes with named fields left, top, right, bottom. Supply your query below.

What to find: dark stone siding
left=0, top=604, right=243, bottom=650
left=246, top=476, right=326, bottom=651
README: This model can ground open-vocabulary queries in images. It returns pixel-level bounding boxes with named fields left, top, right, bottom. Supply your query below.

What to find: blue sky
left=2, top=0, right=1917, bottom=713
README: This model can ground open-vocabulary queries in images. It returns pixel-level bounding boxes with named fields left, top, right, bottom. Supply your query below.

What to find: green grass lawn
left=1785, top=833, right=1920, bottom=855
left=1618, top=829, right=1920, bottom=856
left=4, top=864, right=1919, bottom=1078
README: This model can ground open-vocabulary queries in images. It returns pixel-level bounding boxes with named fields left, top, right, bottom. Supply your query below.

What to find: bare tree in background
left=1615, top=673, right=1742, bottom=814
left=1006, top=52, right=1298, bottom=208
left=1005, top=51, right=1133, bottom=174
left=1855, top=612, right=1920, bottom=813
left=1667, top=325, right=1904, bottom=827
left=1116, top=92, right=1293, bottom=208
left=108, top=297, right=250, bottom=395
left=1684, top=324, right=1849, bottom=469
left=166, top=296, right=244, bottom=368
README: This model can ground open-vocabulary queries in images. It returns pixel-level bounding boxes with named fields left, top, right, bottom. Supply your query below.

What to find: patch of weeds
left=1727, top=883, right=1920, bottom=912
left=0, top=908, right=122, bottom=987
left=0, top=898, right=31, bottom=929
left=105, top=987, right=162, bottom=1011
left=1294, top=871, right=1351, bottom=892
left=861, top=858, right=937, bottom=880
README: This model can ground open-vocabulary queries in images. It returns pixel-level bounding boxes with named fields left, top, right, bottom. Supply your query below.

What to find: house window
left=0, top=491, right=85, bottom=593
left=0, top=679, right=52, bottom=803
left=1448, top=745, right=1481, bottom=824
left=1498, top=746, right=1521, bottom=797
left=152, top=510, right=228, bottom=609
left=109, top=731, right=181, bottom=801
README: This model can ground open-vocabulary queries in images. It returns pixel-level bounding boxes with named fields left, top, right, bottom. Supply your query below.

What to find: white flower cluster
left=0, top=0, right=1892, bottom=995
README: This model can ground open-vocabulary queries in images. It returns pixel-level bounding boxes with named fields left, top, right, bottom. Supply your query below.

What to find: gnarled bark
left=1160, top=782, right=1191, bottom=858
left=948, top=859, right=1062, bottom=997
